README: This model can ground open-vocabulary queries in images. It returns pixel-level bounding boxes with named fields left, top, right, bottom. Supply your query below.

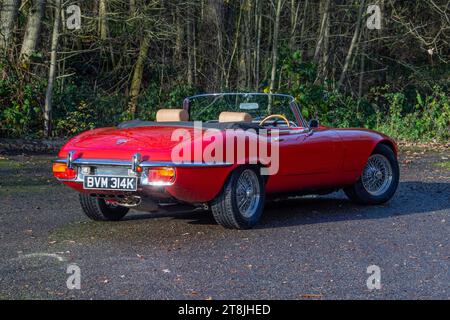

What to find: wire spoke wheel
left=235, top=169, right=261, bottom=218
left=211, top=166, right=265, bottom=229
left=362, top=154, right=393, bottom=196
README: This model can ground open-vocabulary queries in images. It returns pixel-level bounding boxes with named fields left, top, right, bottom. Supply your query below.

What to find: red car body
left=55, top=122, right=396, bottom=202
left=53, top=93, right=399, bottom=228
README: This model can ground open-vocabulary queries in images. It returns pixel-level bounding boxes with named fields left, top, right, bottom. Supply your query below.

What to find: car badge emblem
left=116, top=139, right=128, bottom=145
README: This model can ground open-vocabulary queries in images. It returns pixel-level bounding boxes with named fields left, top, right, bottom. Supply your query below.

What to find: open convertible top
left=117, top=93, right=304, bottom=131
left=117, top=119, right=263, bottom=131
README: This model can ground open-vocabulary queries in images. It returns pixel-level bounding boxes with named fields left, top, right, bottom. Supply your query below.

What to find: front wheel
left=79, top=194, right=129, bottom=221
left=344, top=144, right=399, bottom=205
left=211, top=167, right=265, bottom=229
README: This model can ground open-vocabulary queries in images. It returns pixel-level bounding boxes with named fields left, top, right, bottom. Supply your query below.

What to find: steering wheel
left=259, top=114, right=291, bottom=127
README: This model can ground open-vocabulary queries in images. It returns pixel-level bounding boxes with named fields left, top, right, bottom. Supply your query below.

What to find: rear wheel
left=79, top=194, right=129, bottom=221
left=344, top=144, right=399, bottom=205
left=211, top=167, right=265, bottom=229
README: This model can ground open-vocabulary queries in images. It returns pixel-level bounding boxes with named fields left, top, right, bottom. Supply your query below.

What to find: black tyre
left=211, top=167, right=265, bottom=229
left=344, top=144, right=399, bottom=205
left=79, top=194, right=129, bottom=221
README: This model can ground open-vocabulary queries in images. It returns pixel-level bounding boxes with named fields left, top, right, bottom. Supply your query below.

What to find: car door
left=269, top=127, right=344, bottom=191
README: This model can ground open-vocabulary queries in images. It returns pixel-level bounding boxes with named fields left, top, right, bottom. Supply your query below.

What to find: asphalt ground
left=0, top=147, right=448, bottom=299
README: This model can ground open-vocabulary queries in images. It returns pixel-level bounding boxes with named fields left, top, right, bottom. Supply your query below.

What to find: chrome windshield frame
left=183, top=92, right=307, bottom=128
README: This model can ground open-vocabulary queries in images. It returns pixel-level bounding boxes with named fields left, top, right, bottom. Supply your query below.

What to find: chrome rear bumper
left=53, top=158, right=232, bottom=168
left=53, top=153, right=232, bottom=184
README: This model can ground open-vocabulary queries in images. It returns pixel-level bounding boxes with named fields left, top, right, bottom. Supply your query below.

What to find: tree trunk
left=207, top=0, right=225, bottom=88
left=20, top=0, right=46, bottom=66
left=254, top=0, right=262, bottom=90
left=313, top=0, right=330, bottom=62
left=245, top=2, right=252, bottom=88
left=0, top=0, right=20, bottom=50
left=99, top=0, right=108, bottom=40
left=321, top=7, right=330, bottom=81
left=269, top=0, right=283, bottom=94
left=192, top=18, right=197, bottom=85
left=225, top=2, right=243, bottom=88
left=299, top=0, right=308, bottom=56
left=269, top=0, right=283, bottom=113
left=358, top=27, right=366, bottom=103
left=337, top=0, right=366, bottom=90
left=186, top=6, right=193, bottom=86
left=289, top=0, right=300, bottom=51
left=44, top=0, right=61, bottom=137
left=175, top=7, right=184, bottom=62
left=127, top=33, right=151, bottom=118
left=129, top=0, right=136, bottom=16
left=315, top=0, right=331, bottom=84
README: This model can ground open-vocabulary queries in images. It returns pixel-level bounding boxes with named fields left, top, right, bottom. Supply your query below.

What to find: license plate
left=83, top=176, right=137, bottom=191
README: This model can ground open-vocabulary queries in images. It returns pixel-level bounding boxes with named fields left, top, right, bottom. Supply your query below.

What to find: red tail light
left=52, top=163, right=77, bottom=180
left=146, top=167, right=176, bottom=186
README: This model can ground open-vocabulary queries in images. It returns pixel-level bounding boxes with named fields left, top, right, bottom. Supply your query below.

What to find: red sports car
left=53, top=93, right=399, bottom=229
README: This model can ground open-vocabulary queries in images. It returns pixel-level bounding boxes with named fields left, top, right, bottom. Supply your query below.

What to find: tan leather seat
left=219, top=112, right=252, bottom=123
left=156, top=109, right=189, bottom=122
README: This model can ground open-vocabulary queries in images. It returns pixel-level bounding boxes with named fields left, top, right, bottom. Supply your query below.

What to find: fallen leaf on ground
left=300, top=294, right=323, bottom=299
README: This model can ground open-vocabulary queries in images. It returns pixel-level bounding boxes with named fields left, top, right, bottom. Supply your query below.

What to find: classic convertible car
left=53, top=93, right=399, bottom=229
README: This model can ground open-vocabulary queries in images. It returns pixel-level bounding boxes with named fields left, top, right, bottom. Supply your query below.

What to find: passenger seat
left=218, top=112, right=252, bottom=123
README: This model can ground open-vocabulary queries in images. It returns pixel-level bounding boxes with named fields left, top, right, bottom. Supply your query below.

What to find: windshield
left=184, top=93, right=304, bottom=127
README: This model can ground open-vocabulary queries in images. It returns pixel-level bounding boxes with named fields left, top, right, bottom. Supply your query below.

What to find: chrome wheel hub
left=375, top=171, right=383, bottom=180
left=362, top=154, right=393, bottom=196
left=236, top=169, right=261, bottom=218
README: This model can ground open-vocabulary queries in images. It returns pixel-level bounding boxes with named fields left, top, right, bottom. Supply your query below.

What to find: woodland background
left=0, top=0, right=448, bottom=141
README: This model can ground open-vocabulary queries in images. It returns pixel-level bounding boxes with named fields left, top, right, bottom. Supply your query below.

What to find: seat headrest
left=219, top=112, right=252, bottom=123
left=156, top=109, right=189, bottom=122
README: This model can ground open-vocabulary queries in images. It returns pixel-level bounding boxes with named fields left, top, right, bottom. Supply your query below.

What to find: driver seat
left=156, top=109, right=189, bottom=122
left=219, top=112, right=252, bottom=123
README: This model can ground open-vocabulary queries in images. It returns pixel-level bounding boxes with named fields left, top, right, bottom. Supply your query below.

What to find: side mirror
left=308, top=119, right=319, bottom=129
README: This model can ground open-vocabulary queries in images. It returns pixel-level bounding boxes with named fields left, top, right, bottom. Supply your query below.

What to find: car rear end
left=52, top=126, right=235, bottom=213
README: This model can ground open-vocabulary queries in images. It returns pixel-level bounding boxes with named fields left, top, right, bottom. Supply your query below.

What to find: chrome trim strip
left=53, top=158, right=233, bottom=168
left=132, top=153, right=142, bottom=173
left=141, top=161, right=233, bottom=168
left=53, top=158, right=129, bottom=166
left=67, top=151, right=75, bottom=169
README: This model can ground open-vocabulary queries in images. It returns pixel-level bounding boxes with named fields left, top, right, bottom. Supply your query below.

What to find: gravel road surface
left=0, top=147, right=448, bottom=299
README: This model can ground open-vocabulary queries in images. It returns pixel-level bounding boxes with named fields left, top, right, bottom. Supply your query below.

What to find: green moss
left=0, top=293, right=10, bottom=300
left=50, top=220, right=120, bottom=242
left=0, top=159, right=24, bottom=169
left=0, top=156, right=58, bottom=192
left=0, top=184, right=59, bottom=195
left=434, top=161, right=450, bottom=170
